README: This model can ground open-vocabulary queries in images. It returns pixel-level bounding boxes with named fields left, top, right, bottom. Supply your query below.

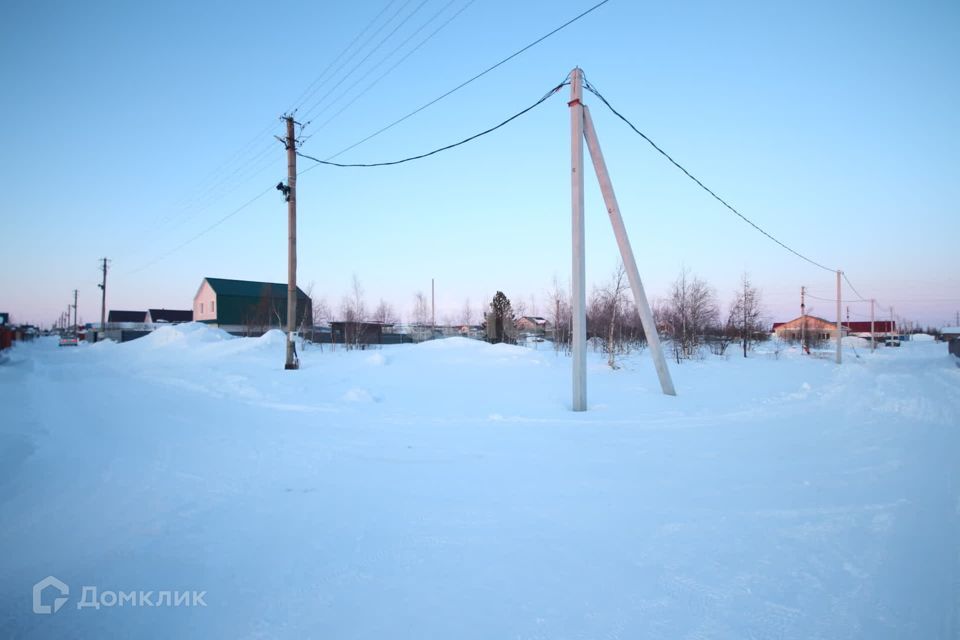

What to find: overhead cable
left=582, top=76, right=836, bottom=274
left=296, top=80, right=568, bottom=169
left=314, top=0, right=612, bottom=164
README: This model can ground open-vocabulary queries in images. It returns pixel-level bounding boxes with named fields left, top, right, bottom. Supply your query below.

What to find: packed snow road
left=1, top=325, right=958, bottom=639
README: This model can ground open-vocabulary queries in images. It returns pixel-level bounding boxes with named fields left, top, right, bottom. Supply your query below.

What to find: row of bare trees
left=303, top=267, right=768, bottom=363
left=548, top=265, right=768, bottom=366
left=657, top=268, right=767, bottom=362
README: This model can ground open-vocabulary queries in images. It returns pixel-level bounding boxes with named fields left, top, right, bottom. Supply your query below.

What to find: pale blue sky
left=2, top=0, right=958, bottom=327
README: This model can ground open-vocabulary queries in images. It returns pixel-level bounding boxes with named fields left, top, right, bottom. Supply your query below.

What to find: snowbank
left=1, top=338, right=957, bottom=639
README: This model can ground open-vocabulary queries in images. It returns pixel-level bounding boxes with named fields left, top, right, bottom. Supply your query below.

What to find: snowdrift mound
left=841, top=336, right=870, bottom=349
left=416, top=336, right=528, bottom=355
left=257, top=328, right=287, bottom=346
left=128, top=322, right=234, bottom=350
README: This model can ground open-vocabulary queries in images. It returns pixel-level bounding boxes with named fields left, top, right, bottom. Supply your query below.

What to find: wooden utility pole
left=870, top=298, right=876, bottom=352
left=835, top=270, right=842, bottom=364
left=283, top=116, right=299, bottom=370
left=581, top=103, right=675, bottom=396
left=569, top=68, right=587, bottom=411
left=98, top=258, right=108, bottom=341
left=800, top=286, right=807, bottom=352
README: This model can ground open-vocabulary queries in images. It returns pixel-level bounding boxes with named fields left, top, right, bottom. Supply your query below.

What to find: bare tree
left=459, top=299, right=473, bottom=326
left=313, top=297, right=331, bottom=327
left=411, top=291, right=430, bottom=341
left=662, top=267, right=719, bottom=362
left=243, top=285, right=280, bottom=336
left=513, top=297, right=527, bottom=322
left=547, top=276, right=572, bottom=353
left=728, top=272, right=765, bottom=358
left=333, top=276, right=369, bottom=348
left=372, top=299, right=398, bottom=325
left=350, top=274, right=367, bottom=322
left=587, top=263, right=631, bottom=368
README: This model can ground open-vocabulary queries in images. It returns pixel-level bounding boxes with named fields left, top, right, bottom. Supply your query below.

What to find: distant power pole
left=281, top=115, right=299, bottom=370
left=72, top=289, right=78, bottom=335
left=870, top=298, right=876, bottom=352
left=835, top=270, right=842, bottom=364
left=800, top=286, right=806, bottom=352
left=431, top=278, right=435, bottom=334
left=98, top=258, right=109, bottom=340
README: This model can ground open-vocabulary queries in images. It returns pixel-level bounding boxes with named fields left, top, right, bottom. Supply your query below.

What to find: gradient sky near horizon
left=2, top=0, right=958, bottom=328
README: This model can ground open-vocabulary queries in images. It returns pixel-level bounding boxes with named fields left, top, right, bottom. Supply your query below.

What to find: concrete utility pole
left=98, top=258, right=108, bottom=341
left=569, top=68, right=587, bottom=411
left=283, top=116, right=299, bottom=370
left=835, top=270, right=842, bottom=364
left=581, top=103, right=675, bottom=396
left=870, top=298, right=876, bottom=352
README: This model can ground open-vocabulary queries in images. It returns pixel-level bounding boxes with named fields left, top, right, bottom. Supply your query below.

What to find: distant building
left=773, top=316, right=897, bottom=342
left=943, top=327, right=960, bottom=361
left=330, top=321, right=386, bottom=345
left=516, top=316, right=550, bottom=334
left=844, top=320, right=896, bottom=337
left=193, top=277, right=312, bottom=336
left=0, top=312, right=10, bottom=350
left=146, top=309, right=193, bottom=324
left=108, top=310, right=148, bottom=324
left=773, top=316, right=845, bottom=341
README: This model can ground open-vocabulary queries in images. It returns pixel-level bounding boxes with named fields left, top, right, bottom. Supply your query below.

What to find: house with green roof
left=193, top=277, right=312, bottom=336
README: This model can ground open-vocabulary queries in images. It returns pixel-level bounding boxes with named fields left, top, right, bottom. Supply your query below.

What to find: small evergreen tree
left=488, top=291, right=515, bottom=344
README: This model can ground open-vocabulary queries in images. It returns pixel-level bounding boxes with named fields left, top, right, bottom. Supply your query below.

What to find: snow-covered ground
left=1, top=325, right=958, bottom=639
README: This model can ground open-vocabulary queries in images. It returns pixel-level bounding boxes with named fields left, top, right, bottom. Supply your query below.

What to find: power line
left=313, top=0, right=612, bottom=164
left=296, top=80, right=567, bottom=169
left=286, top=0, right=400, bottom=115
left=842, top=272, right=868, bottom=301
left=303, top=0, right=474, bottom=136
left=135, top=2, right=405, bottom=253
left=805, top=292, right=873, bottom=303
left=581, top=77, right=836, bottom=274
left=299, top=0, right=432, bottom=125
left=126, top=185, right=275, bottom=275
left=123, top=75, right=567, bottom=272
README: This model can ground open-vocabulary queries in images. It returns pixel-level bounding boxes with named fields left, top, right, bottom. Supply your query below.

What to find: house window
left=201, top=303, right=204, bottom=314
left=211, top=300, right=215, bottom=313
